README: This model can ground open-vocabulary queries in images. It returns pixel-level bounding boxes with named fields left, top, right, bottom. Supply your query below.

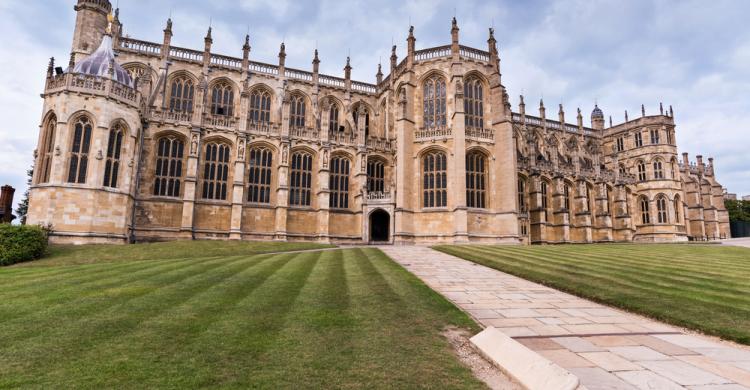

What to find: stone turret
left=71, top=0, right=112, bottom=63
left=591, top=104, right=604, bottom=130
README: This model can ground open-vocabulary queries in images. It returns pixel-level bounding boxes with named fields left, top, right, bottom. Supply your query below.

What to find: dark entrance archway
left=370, top=209, right=390, bottom=242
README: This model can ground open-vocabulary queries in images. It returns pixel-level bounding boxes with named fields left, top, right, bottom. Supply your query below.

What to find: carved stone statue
left=282, top=144, right=289, bottom=163
left=238, top=139, right=245, bottom=159
left=323, top=149, right=329, bottom=168
left=190, top=134, right=198, bottom=155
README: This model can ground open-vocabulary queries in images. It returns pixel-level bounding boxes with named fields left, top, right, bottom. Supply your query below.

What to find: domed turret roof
left=72, top=34, right=133, bottom=87
left=591, top=104, right=604, bottom=120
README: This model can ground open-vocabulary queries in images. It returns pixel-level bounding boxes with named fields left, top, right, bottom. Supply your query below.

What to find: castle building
left=26, top=0, right=731, bottom=244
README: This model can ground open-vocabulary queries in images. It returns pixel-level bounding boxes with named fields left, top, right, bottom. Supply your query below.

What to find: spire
left=451, top=17, right=460, bottom=56
left=519, top=95, right=526, bottom=114
left=407, top=25, right=416, bottom=61
left=376, top=62, right=383, bottom=84
left=558, top=103, right=565, bottom=124
left=205, top=26, right=212, bottom=44
left=660, top=102, right=664, bottom=115
left=641, top=104, right=645, bottom=117
left=609, top=116, right=613, bottom=127
left=242, top=34, right=251, bottom=70
left=344, top=56, right=352, bottom=80
left=624, top=110, right=629, bottom=122
left=487, top=27, right=499, bottom=72
left=390, top=45, right=398, bottom=71
left=47, top=57, right=55, bottom=79
left=577, top=107, right=583, bottom=128
left=312, top=49, right=320, bottom=75
left=243, top=34, right=250, bottom=52
left=669, top=105, right=674, bottom=117
left=539, top=98, right=546, bottom=119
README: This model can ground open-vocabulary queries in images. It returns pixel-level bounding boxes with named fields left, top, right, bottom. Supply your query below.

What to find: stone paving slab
left=379, top=246, right=750, bottom=390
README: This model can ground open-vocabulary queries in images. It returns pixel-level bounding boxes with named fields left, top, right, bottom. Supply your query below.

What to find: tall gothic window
left=650, top=129, right=660, bottom=144
left=290, top=95, right=306, bottom=128
left=637, top=161, right=647, bottom=181
left=666, top=130, right=673, bottom=145
left=585, top=185, right=594, bottom=213
left=249, top=89, right=271, bottom=125
left=517, top=177, right=527, bottom=212
left=640, top=196, right=651, bottom=224
left=67, top=116, right=92, bottom=184
left=154, top=136, right=184, bottom=197
left=329, top=157, right=350, bottom=209
left=541, top=180, right=549, bottom=221
left=423, top=151, right=447, bottom=208
left=635, top=132, right=643, bottom=147
left=619, top=164, right=627, bottom=177
left=367, top=159, right=385, bottom=192
left=563, top=183, right=571, bottom=212
left=353, top=105, right=370, bottom=137
left=653, top=160, right=664, bottom=179
left=247, top=147, right=272, bottom=204
left=466, top=151, right=486, bottom=208
left=169, top=76, right=194, bottom=113
left=210, top=81, right=234, bottom=116
left=674, top=195, right=682, bottom=223
left=102, top=124, right=124, bottom=188
left=290, top=151, right=313, bottom=206
left=328, top=104, right=340, bottom=132
left=656, top=195, right=668, bottom=223
left=37, top=115, right=56, bottom=184
left=423, top=75, right=446, bottom=129
left=464, top=78, right=484, bottom=129
left=201, top=143, right=230, bottom=200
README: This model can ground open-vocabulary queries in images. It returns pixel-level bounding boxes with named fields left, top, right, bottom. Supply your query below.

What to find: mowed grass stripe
left=448, top=245, right=750, bottom=314
left=436, top=244, right=750, bottom=344
left=40, top=253, right=299, bottom=389
left=462, top=245, right=750, bottom=306
left=0, top=254, right=262, bottom=357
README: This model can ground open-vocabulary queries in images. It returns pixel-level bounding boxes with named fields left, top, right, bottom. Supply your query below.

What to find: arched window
left=423, top=151, right=447, bottom=208
left=154, top=136, right=184, bottom=197
left=210, top=81, right=234, bottom=117
left=517, top=177, right=527, bottom=213
left=290, top=95, right=306, bottom=128
left=640, top=196, right=651, bottom=224
left=103, top=124, right=124, bottom=188
left=67, top=116, right=92, bottom=184
left=541, top=180, right=549, bottom=221
left=466, top=151, right=486, bottom=208
left=201, top=142, right=230, bottom=200
left=37, top=115, right=56, bottom=184
left=585, top=184, right=595, bottom=213
left=249, top=89, right=271, bottom=125
left=328, top=103, right=340, bottom=133
left=367, top=159, right=385, bottom=192
left=653, top=160, right=664, bottom=179
left=618, top=164, right=626, bottom=177
left=169, top=76, right=194, bottom=113
left=464, top=77, right=484, bottom=129
left=290, top=151, right=313, bottom=206
left=353, top=105, right=370, bottom=137
left=247, top=147, right=272, bottom=204
left=423, top=75, right=446, bottom=129
left=605, top=185, right=614, bottom=215
left=563, top=183, right=571, bottom=214
left=656, top=195, right=668, bottom=223
left=329, top=156, right=350, bottom=209
left=637, top=161, right=647, bottom=181
left=674, top=195, right=682, bottom=223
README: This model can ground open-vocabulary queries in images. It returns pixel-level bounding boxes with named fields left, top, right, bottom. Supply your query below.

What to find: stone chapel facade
left=26, top=0, right=731, bottom=244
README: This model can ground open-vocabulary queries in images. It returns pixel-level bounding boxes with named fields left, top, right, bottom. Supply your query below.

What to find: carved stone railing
left=285, top=67, right=313, bottom=82
left=415, top=126, right=451, bottom=140
left=517, top=156, right=531, bottom=170
left=249, top=61, right=278, bottom=75
left=366, top=137, right=394, bottom=152
left=366, top=191, right=392, bottom=202
left=203, top=115, right=237, bottom=130
left=247, top=121, right=279, bottom=135
left=414, top=45, right=452, bottom=62
left=290, top=126, right=318, bottom=140
left=153, top=110, right=193, bottom=123
left=45, top=73, right=139, bottom=106
left=465, top=127, right=494, bottom=142
left=119, top=37, right=161, bottom=57
left=210, top=54, right=242, bottom=70
left=329, top=131, right=357, bottom=146
left=319, top=74, right=346, bottom=89
left=169, top=46, right=203, bottom=63
left=459, top=45, right=490, bottom=62
left=352, top=81, right=377, bottom=94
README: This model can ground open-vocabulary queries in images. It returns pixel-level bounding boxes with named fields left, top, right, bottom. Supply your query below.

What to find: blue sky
left=0, top=0, right=748, bottom=217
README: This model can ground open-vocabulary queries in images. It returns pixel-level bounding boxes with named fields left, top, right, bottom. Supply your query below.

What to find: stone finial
left=609, top=116, right=613, bottom=127
left=624, top=110, right=628, bottom=122
left=577, top=107, right=583, bottom=127
left=165, top=18, right=172, bottom=34
left=407, top=25, right=416, bottom=57
left=660, top=102, right=664, bottom=115
left=47, top=57, right=55, bottom=78
left=641, top=104, right=645, bottom=117
left=344, top=56, right=352, bottom=80
left=376, top=63, right=383, bottom=84
left=243, top=34, right=250, bottom=52
left=539, top=99, right=546, bottom=119
left=669, top=105, right=673, bottom=117
left=205, top=26, right=212, bottom=44
left=558, top=103, right=565, bottom=123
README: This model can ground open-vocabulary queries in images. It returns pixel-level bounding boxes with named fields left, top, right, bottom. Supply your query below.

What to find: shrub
left=0, top=224, right=48, bottom=266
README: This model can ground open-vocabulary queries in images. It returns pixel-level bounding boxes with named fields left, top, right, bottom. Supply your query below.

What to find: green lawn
left=434, top=244, right=750, bottom=345
left=0, top=244, right=484, bottom=389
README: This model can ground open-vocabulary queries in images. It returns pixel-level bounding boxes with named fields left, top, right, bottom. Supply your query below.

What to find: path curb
left=470, top=327, right=583, bottom=390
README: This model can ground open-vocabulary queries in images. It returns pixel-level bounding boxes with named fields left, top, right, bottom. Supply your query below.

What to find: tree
left=15, top=166, right=32, bottom=225
left=725, top=199, right=750, bottom=222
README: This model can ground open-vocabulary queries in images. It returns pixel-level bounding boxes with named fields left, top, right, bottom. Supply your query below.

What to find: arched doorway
left=370, top=209, right=390, bottom=242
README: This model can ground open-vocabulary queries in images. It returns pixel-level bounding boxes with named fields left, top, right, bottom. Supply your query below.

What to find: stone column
left=229, top=135, right=247, bottom=240
left=551, top=175, right=570, bottom=243
left=451, top=77, right=468, bottom=241
left=528, top=173, right=547, bottom=243
left=181, top=130, right=201, bottom=237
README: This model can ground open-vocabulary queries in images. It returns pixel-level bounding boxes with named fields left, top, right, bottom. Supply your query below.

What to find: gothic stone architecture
left=27, top=0, right=731, bottom=244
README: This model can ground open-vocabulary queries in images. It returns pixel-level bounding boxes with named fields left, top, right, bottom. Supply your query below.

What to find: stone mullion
left=229, top=135, right=247, bottom=240
left=180, top=130, right=201, bottom=237
left=274, top=142, right=290, bottom=241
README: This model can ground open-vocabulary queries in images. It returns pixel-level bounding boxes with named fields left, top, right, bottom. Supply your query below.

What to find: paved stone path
left=380, top=246, right=750, bottom=390
left=723, top=238, right=750, bottom=249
